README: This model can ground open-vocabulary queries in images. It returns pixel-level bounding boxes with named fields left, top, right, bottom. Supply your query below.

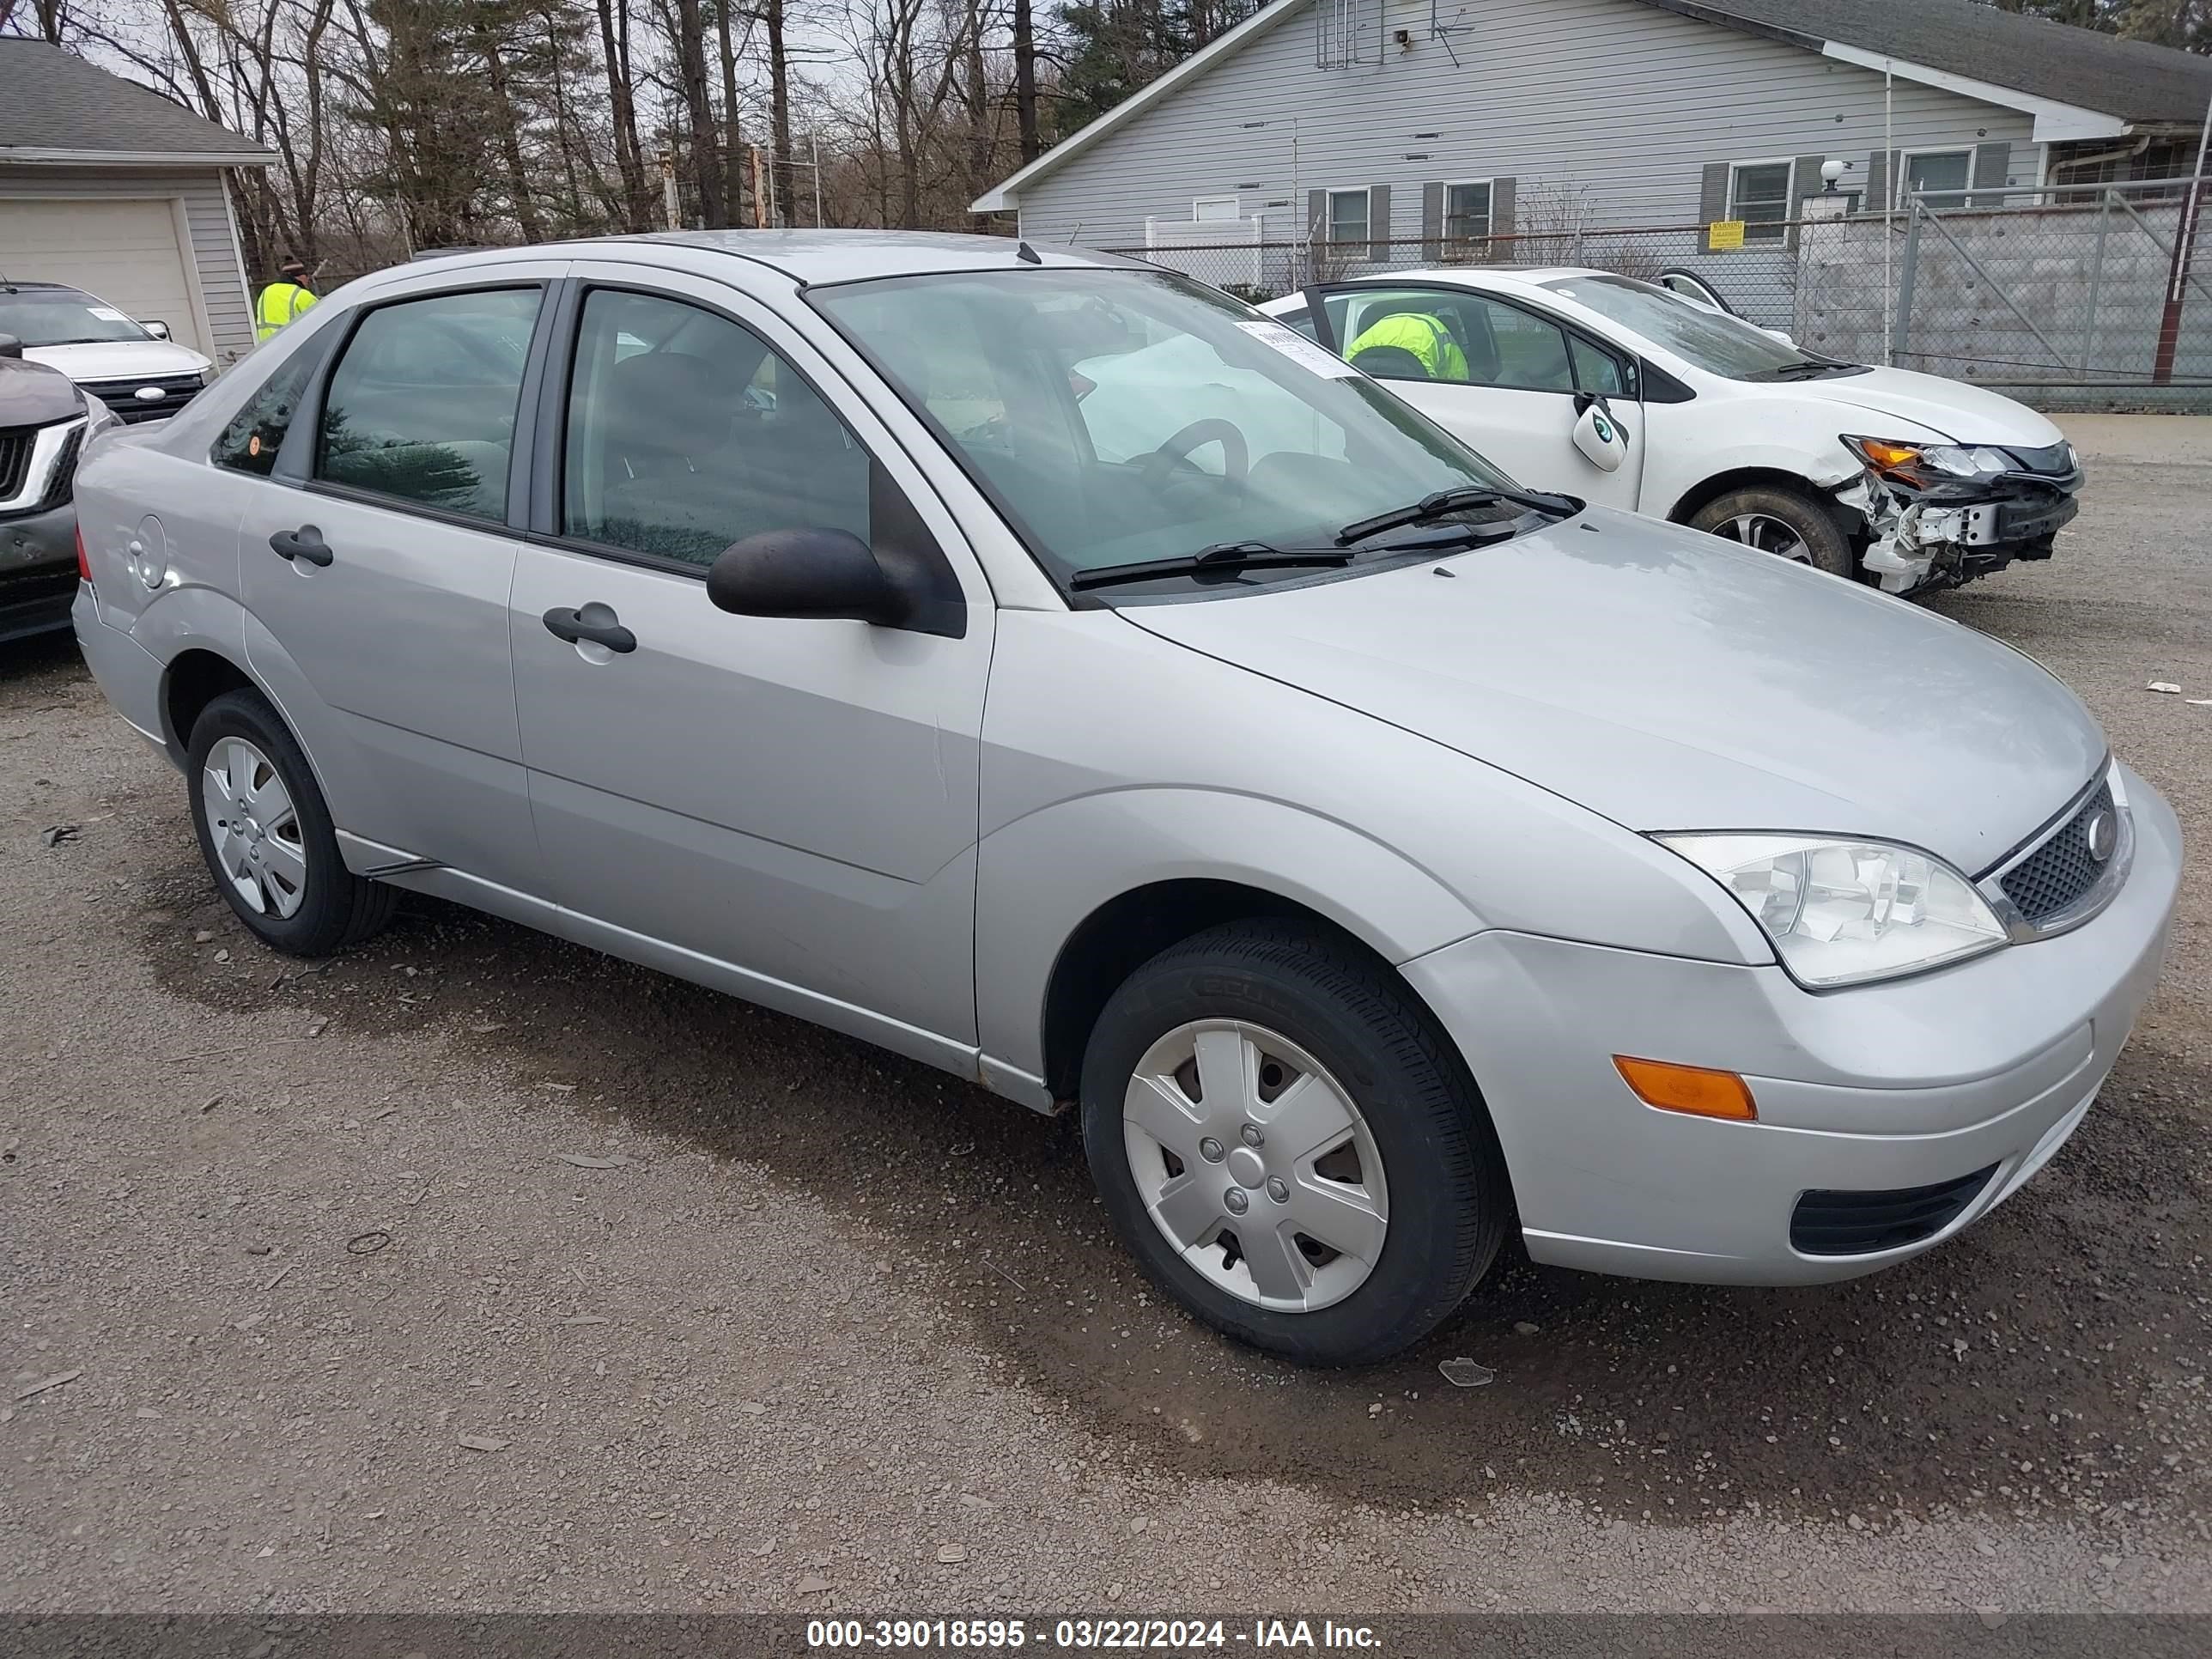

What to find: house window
left=1899, top=149, right=1972, bottom=205
left=1192, top=196, right=1241, bottom=222
left=1729, top=161, right=1793, bottom=244
left=1444, top=180, right=1491, bottom=248
left=1327, top=188, right=1370, bottom=246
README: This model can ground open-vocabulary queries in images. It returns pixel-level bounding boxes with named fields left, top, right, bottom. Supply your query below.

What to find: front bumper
left=0, top=501, right=79, bottom=643
left=1403, top=765, right=2181, bottom=1285
left=1845, top=472, right=2081, bottom=593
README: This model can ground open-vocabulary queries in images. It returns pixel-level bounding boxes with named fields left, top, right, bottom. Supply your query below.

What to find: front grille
left=2005, top=441, right=2076, bottom=477
left=0, top=426, right=31, bottom=498
left=77, top=373, right=202, bottom=424
left=1791, top=1164, right=1998, bottom=1255
left=42, top=424, right=82, bottom=509
left=2001, top=781, right=2114, bottom=922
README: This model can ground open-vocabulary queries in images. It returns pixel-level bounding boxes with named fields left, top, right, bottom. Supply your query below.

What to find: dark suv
left=1, top=337, right=103, bottom=642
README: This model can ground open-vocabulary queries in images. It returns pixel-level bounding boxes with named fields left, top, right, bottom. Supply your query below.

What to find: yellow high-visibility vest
left=1343, top=312, right=1471, bottom=382
left=255, top=281, right=318, bottom=341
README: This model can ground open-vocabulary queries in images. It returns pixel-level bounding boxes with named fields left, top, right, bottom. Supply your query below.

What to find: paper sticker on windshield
left=88, top=307, right=131, bottom=322
left=1234, top=319, right=1358, bottom=378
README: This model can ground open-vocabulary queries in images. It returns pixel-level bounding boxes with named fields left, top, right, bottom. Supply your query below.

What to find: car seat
left=1348, top=343, right=1431, bottom=380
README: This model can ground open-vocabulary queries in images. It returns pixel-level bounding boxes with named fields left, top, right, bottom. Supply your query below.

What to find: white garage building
left=0, top=39, right=273, bottom=365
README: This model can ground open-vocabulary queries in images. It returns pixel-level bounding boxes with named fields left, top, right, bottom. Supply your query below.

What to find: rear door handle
left=270, top=525, right=333, bottom=567
left=542, top=604, right=637, bottom=654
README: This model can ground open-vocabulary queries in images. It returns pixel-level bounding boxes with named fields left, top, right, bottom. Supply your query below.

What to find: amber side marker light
left=1613, top=1056, right=1758, bottom=1121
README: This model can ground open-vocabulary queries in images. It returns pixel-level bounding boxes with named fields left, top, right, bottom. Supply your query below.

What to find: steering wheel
left=1139, top=418, right=1249, bottom=489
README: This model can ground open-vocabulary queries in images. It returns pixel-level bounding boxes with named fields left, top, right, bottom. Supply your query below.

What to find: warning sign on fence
left=1707, top=219, right=1747, bottom=251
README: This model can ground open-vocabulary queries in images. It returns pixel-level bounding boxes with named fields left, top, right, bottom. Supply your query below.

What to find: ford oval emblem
left=133, top=386, right=167, bottom=402
left=2083, top=808, right=2118, bottom=864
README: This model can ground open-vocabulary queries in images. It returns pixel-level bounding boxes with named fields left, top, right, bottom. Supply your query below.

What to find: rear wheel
left=187, top=688, right=396, bottom=957
left=1080, top=920, right=1510, bottom=1366
left=1689, top=484, right=1856, bottom=578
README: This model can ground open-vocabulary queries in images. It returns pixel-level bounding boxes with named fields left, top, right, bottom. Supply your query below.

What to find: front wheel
left=1080, top=921, right=1510, bottom=1366
left=1688, top=484, right=1856, bottom=578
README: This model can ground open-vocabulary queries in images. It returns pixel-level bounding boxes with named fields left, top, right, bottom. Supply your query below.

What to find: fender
left=973, top=786, right=1485, bottom=1084
left=125, top=581, right=382, bottom=872
left=1645, top=398, right=1948, bottom=525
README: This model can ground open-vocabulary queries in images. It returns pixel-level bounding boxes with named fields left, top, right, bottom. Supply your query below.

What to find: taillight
left=76, top=527, right=93, bottom=585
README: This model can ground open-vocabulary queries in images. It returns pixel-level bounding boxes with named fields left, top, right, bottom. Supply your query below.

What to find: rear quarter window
left=211, top=349, right=319, bottom=477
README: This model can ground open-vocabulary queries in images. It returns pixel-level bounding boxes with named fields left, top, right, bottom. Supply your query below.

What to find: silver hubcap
left=1715, top=511, right=1811, bottom=564
left=201, top=736, right=308, bottom=920
left=1122, top=1020, right=1389, bottom=1313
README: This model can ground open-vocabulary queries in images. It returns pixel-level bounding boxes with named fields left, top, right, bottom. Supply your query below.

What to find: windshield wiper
left=1335, top=484, right=1577, bottom=547
left=1069, top=539, right=1352, bottom=592
left=1762, top=358, right=1854, bottom=380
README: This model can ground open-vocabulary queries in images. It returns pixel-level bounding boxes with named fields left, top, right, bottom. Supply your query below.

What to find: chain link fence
left=1105, top=175, right=2212, bottom=411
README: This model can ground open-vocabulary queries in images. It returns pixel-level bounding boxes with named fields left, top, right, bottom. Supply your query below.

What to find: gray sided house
left=1, top=39, right=274, bottom=362
left=976, top=0, right=2212, bottom=285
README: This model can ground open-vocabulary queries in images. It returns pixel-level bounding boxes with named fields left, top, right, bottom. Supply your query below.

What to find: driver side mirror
left=706, top=526, right=919, bottom=629
left=143, top=319, right=172, bottom=340
left=0, top=334, right=21, bottom=359
left=1571, top=392, right=1631, bottom=473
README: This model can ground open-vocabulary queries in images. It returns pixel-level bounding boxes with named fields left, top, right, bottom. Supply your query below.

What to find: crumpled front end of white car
left=1838, top=434, right=2084, bottom=594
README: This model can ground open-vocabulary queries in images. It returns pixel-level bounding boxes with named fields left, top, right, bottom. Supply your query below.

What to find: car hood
left=1123, top=509, right=2104, bottom=875
left=1790, top=365, right=2063, bottom=448
left=22, top=339, right=212, bottom=382
left=0, top=356, right=87, bottom=426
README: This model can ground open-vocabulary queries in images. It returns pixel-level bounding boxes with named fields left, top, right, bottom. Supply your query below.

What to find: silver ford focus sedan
left=70, top=233, right=2180, bottom=1366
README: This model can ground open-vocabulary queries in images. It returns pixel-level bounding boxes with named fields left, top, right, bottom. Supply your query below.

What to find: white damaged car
left=1253, top=268, right=2079, bottom=594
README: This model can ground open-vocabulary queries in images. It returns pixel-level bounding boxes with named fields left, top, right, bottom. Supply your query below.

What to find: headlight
left=1843, top=434, right=2015, bottom=488
left=1657, top=833, right=2008, bottom=987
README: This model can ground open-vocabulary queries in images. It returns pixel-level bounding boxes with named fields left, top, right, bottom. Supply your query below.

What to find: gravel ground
left=3, top=419, right=2208, bottom=1617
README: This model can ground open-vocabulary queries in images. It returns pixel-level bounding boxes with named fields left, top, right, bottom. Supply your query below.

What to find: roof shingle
left=1662, top=0, right=2212, bottom=127
left=0, top=39, right=274, bottom=161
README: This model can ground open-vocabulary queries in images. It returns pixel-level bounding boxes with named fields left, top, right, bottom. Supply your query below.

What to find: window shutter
left=1864, top=149, right=1893, bottom=212
left=1421, top=180, right=1445, bottom=262
left=1972, top=141, right=2011, bottom=207
left=1698, top=161, right=1729, bottom=252
left=1788, top=155, right=1826, bottom=246
left=1368, top=184, right=1391, bottom=261
left=1789, top=155, right=1826, bottom=210
left=1306, top=188, right=1327, bottom=241
left=1491, top=176, right=1516, bottom=248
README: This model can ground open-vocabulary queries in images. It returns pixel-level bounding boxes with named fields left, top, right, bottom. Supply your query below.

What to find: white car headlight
left=1657, top=833, right=2008, bottom=987
left=1843, top=435, right=2020, bottom=488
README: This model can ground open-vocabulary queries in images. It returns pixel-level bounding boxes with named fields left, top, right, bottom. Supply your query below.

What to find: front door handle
left=270, top=525, right=334, bottom=567
left=542, top=604, right=637, bottom=654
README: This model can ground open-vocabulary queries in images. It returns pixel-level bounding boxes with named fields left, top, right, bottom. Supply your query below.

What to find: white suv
left=0, top=279, right=216, bottom=424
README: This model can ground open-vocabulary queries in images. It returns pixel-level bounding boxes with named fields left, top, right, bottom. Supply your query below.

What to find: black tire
left=186, top=688, right=397, bottom=957
left=1688, top=484, right=1856, bottom=579
left=1079, top=920, right=1510, bottom=1367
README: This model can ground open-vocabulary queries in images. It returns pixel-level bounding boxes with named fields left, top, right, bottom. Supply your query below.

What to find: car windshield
left=0, top=286, right=153, bottom=347
left=810, top=268, right=1522, bottom=590
left=1540, top=274, right=1856, bottom=380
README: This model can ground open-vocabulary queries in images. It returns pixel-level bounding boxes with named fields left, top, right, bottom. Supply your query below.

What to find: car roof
left=1258, top=267, right=1614, bottom=311
left=398, top=229, right=1145, bottom=288
left=1350, top=266, right=1597, bottom=292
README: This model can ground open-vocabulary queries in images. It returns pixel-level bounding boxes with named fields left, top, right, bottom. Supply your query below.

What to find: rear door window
left=313, top=287, right=540, bottom=522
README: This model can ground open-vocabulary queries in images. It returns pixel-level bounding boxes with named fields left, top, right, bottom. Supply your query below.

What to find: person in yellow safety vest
left=255, top=258, right=319, bottom=342
left=1342, top=309, right=1470, bottom=382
